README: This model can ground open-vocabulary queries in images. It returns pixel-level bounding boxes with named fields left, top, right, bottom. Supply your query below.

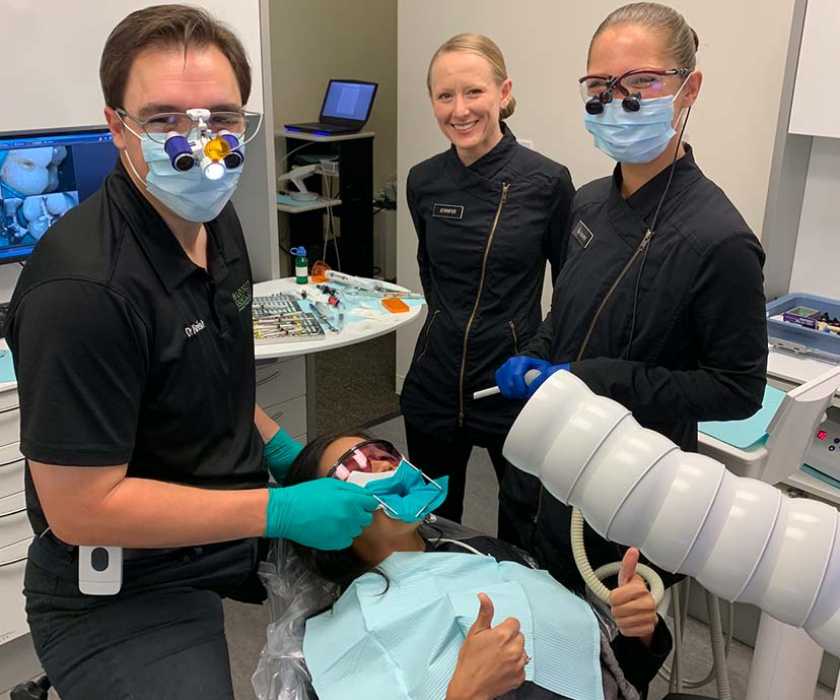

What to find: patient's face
left=318, top=436, right=422, bottom=541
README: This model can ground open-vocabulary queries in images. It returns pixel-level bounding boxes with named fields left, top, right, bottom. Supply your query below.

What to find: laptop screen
left=321, top=81, right=377, bottom=123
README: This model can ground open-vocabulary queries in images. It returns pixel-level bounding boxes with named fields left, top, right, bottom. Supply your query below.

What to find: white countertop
left=0, top=278, right=425, bottom=384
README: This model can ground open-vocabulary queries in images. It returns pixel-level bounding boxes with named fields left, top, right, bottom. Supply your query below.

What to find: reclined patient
left=280, top=431, right=672, bottom=700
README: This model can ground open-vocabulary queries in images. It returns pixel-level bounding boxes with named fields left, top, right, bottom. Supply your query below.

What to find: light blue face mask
left=127, top=133, right=244, bottom=223
left=349, top=460, right=448, bottom=523
left=584, top=87, right=686, bottom=164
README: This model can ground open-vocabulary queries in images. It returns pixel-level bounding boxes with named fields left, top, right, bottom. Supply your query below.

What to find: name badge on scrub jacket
left=572, top=219, right=594, bottom=249
left=433, top=203, right=464, bottom=220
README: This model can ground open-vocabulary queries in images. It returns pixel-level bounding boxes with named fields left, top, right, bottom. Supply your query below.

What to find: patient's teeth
left=29, top=218, right=50, bottom=240
left=0, top=148, right=53, bottom=195
left=51, top=146, right=67, bottom=165
left=45, top=193, right=70, bottom=216
left=22, top=196, right=44, bottom=222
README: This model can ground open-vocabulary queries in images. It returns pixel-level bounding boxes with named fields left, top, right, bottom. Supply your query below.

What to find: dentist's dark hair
left=284, top=430, right=388, bottom=592
left=100, top=4, right=252, bottom=109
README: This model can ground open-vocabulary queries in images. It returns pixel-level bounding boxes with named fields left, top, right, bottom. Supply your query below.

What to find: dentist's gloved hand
left=495, top=356, right=552, bottom=399
left=263, top=428, right=303, bottom=483
left=523, top=362, right=570, bottom=397
left=265, top=479, right=379, bottom=550
left=495, top=356, right=570, bottom=399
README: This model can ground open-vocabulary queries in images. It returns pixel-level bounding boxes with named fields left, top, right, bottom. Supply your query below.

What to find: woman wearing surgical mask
left=400, top=34, right=574, bottom=538
left=496, top=0, right=768, bottom=639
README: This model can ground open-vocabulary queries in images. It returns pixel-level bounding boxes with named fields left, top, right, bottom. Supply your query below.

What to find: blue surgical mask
left=348, top=460, right=449, bottom=523
left=125, top=133, right=243, bottom=223
left=584, top=91, right=684, bottom=164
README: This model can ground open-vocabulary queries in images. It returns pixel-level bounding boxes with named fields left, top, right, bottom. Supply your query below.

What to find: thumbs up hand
left=609, top=547, right=658, bottom=645
left=447, top=593, right=528, bottom=700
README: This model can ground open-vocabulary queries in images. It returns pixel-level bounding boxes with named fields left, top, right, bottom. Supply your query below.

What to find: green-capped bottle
left=290, top=246, right=308, bottom=284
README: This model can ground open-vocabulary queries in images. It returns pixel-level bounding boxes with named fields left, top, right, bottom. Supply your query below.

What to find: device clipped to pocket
left=78, top=545, right=123, bottom=595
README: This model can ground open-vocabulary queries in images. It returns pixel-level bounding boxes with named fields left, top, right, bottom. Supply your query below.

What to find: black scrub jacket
left=6, top=160, right=266, bottom=541
left=504, top=144, right=769, bottom=591
left=400, top=124, right=575, bottom=438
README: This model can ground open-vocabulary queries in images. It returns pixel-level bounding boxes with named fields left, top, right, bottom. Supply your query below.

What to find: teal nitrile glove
left=525, top=362, right=571, bottom=397
left=264, top=428, right=304, bottom=483
left=265, top=479, right=379, bottom=550
left=495, top=356, right=553, bottom=399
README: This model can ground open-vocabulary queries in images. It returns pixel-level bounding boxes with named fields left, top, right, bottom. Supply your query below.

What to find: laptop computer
left=285, top=79, right=378, bottom=135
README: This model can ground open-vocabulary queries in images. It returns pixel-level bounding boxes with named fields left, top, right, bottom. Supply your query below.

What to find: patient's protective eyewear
left=327, top=439, right=445, bottom=519
left=326, top=439, right=403, bottom=481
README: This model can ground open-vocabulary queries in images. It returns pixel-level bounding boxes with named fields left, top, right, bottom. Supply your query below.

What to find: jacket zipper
left=576, top=228, right=653, bottom=362
left=508, top=320, right=519, bottom=354
left=416, top=310, right=440, bottom=362
left=535, top=228, right=654, bottom=526
left=457, top=182, right=510, bottom=427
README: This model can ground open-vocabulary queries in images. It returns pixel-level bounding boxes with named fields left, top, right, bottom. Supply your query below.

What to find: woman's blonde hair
left=589, top=2, right=699, bottom=71
left=426, top=33, right=516, bottom=120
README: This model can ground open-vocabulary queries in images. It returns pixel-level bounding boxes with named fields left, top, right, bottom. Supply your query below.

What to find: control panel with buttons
left=805, top=419, right=840, bottom=480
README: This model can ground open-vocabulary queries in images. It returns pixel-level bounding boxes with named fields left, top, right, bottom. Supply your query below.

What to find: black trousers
left=404, top=420, right=519, bottom=542
left=24, top=533, right=266, bottom=700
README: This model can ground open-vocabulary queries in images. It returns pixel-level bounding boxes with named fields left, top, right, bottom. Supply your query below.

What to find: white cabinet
left=0, top=539, right=27, bottom=646
left=789, top=0, right=840, bottom=138
left=0, top=383, right=25, bottom=647
left=255, top=356, right=308, bottom=442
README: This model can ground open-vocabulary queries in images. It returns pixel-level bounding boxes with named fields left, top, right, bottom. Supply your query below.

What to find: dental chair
left=253, top=514, right=710, bottom=700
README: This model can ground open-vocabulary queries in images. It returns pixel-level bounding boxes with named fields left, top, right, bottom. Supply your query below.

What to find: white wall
left=396, top=0, right=798, bottom=391
left=0, top=0, right=278, bottom=292
left=789, top=138, right=840, bottom=299
left=270, top=0, right=397, bottom=278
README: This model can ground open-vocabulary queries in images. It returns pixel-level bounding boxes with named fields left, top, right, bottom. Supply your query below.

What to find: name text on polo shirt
left=184, top=320, right=206, bottom=338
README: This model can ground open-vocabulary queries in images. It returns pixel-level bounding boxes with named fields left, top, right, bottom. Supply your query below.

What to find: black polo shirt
left=7, top=160, right=266, bottom=536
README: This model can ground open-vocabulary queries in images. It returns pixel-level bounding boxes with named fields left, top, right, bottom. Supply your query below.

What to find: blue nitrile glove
left=264, top=428, right=303, bottom=483
left=495, top=356, right=553, bottom=399
left=265, top=479, right=379, bottom=550
left=524, top=362, right=571, bottom=397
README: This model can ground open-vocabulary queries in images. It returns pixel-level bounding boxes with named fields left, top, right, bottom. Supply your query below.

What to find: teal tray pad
left=699, top=385, right=786, bottom=449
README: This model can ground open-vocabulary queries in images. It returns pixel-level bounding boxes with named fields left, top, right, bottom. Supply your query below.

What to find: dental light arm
left=503, top=369, right=840, bottom=656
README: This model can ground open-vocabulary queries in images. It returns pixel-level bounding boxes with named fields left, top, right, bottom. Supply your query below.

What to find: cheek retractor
left=503, top=369, right=840, bottom=656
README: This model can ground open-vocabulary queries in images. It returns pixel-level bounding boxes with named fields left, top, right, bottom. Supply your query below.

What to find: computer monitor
left=0, top=125, right=118, bottom=264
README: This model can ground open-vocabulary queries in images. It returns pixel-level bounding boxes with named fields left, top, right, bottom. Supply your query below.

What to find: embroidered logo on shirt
left=572, top=220, right=594, bottom=249
left=433, top=203, right=464, bottom=220
left=232, top=280, right=252, bottom=312
left=184, top=320, right=206, bottom=338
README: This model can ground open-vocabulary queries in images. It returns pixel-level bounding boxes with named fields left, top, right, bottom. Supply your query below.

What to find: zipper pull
left=501, top=182, right=510, bottom=203
left=640, top=228, right=653, bottom=250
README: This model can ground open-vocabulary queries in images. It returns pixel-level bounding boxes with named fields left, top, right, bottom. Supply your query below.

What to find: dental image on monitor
left=0, top=127, right=117, bottom=263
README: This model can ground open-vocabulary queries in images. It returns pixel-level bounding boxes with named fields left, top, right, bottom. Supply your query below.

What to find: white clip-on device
left=78, top=545, right=123, bottom=595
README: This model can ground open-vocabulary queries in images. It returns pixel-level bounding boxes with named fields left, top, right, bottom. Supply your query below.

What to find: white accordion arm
left=503, top=370, right=840, bottom=656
